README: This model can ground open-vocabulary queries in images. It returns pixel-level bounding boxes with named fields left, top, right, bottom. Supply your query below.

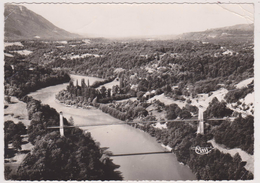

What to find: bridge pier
left=59, top=112, right=64, bottom=137
left=197, top=121, right=204, bottom=135
left=197, top=106, right=204, bottom=135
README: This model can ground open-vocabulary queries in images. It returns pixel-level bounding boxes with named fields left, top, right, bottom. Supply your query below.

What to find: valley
left=3, top=3, right=254, bottom=181
left=4, top=37, right=254, bottom=180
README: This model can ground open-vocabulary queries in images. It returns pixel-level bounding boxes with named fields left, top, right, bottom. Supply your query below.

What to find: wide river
left=29, top=74, right=196, bottom=181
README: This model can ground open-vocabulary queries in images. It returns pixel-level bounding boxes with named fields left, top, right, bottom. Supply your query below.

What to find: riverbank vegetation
left=56, top=77, right=133, bottom=107
left=135, top=119, right=253, bottom=180
left=5, top=38, right=254, bottom=180
left=213, top=115, right=254, bottom=155
left=56, top=87, right=254, bottom=180
left=4, top=121, right=27, bottom=153
left=224, top=82, right=254, bottom=103
left=4, top=63, right=70, bottom=98
left=5, top=96, right=122, bottom=180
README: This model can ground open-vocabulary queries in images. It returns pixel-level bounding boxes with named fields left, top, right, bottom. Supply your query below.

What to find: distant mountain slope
left=4, top=4, right=81, bottom=41
left=178, top=24, right=254, bottom=42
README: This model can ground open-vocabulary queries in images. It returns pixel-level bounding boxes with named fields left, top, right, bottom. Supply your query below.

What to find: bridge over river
left=29, top=74, right=196, bottom=181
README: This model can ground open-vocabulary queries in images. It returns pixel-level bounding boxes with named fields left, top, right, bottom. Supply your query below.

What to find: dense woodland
left=47, top=40, right=253, bottom=95
left=138, top=122, right=253, bottom=180
left=5, top=121, right=27, bottom=153
left=5, top=96, right=122, bottom=180
left=4, top=63, right=70, bottom=98
left=224, top=82, right=254, bottom=103
left=4, top=39, right=254, bottom=99
left=56, top=87, right=254, bottom=180
left=4, top=38, right=254, bottom=180
left=56, top=77, right=132, bottom=107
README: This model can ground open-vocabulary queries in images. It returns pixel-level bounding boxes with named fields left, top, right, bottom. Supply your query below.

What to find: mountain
left=4, top=4, right=81, bottom=41
left=177, top=24, right=254, bottom=42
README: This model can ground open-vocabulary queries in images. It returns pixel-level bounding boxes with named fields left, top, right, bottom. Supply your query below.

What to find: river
left=28, top=74, right=196, bottom=181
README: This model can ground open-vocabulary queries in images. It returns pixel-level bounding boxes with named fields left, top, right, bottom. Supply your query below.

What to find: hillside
left=178, top=24, right=254, bottom=42
left=4, top=33, right=254, bottom=180
left=4, top=4, right=81, bottom=41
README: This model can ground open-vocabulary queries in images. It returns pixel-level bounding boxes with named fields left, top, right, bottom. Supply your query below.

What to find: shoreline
left=55, top=98, right=94, bottom=110
left=55, top=98, right=187, bottom=158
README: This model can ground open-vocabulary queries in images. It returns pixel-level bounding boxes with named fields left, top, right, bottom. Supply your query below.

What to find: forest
left=47, top=40, right=253, bottom=94
left=4, top=39, right=254, bottom=101
left=4, top=63, right=70, bottom=98
left=56, top=76, right=132, bottom=107
left=133, top=117, right=253, bottom=180
left=4, top=38, right=254, bottom=180
left=55, top=84, right=254, bottom=180
left=5, top=121, right=27, bottom=152
left=5, top=96, right=122, bottom=180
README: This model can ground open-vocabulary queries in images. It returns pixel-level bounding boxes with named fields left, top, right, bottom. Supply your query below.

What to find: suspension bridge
left=46, top=107, right=230, bottom=156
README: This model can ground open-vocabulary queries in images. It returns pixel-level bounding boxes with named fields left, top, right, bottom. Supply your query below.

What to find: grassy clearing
left=4, top=96, right=30, bottom=126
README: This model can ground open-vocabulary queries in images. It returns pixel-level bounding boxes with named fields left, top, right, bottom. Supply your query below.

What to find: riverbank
left=53, top=75, right=253, bottom=180
left=55, top=98, right=93, bottom=110
left=55, top=98, right=192, bottom=171
left=28, top=78, right=196, bottom=180
left=208, top=139, right=254, bottom=173
left=131, top=120, right=253, bottom=180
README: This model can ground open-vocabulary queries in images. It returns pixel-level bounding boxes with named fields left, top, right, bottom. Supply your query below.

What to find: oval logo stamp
left=191, top=146, right=214, bottom=155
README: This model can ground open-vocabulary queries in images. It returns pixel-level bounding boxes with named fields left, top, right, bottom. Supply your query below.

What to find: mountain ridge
left=4, top=4, right=82, bottom=41
left=177, top=23, right=254, bottom=42
left=4, top=4, right=253, bottom=42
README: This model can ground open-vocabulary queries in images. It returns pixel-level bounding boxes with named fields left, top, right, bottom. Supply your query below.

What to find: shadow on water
left=111, top=151, right=172, bottom=157
left=100, top=147, right=123, bottom=180
left=103, top=157, right=123, bottom=180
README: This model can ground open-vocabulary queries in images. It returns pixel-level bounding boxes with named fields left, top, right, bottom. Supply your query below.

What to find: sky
left=18, top=4, right=254, bottom=38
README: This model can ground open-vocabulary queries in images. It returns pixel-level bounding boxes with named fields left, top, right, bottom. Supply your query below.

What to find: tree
left=12, top=134, right=22, bottom=150
left=166, top=104, right=181, bottom=120
left=137, top=79, right=149, bottom=92
left=119, top=77, right=124, bottom=88
left=5, top=121, right=16, bottom=148
left=4, top=121, right=26, bottom=151
left=16, top=122, right=27, bottom=135
left=100, top=86, right=107, bottom=98
left=136, top=91, right=145, bottom=100
left=112, top=85, right=119, bottom=96
left=5, top=165, right=13, bottom=179
left=4, top=95, right=11, bottom=103
left=81, top=79, right=86, bottom=88
left=204, top=97, right=233, bottom=118
left=69, top=116, right=74, bottom=126
left=163, top=85, right=172, bottom=94
left=133, top=106, right=148, bottom=118
left=16, top=131, right=122, bottom=180
left=107, top=89, right=111, bottom=98
left=179, top=110, right=192, bottom=119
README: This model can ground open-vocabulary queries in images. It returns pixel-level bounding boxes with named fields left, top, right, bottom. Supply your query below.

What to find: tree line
left=134, top=119, right=253, bottom=180
left=4, top=62, right=70, bottom=98
left=5, top=96, right=122, bottom=180
left=47, top=40, right=253, bottom=97
left=56, top=77, right=133, bottom=107
left=4, top=121, right=27, bottom=154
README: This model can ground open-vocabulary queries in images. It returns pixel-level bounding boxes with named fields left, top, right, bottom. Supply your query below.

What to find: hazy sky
left=21, top=3, right=254, bottom=38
